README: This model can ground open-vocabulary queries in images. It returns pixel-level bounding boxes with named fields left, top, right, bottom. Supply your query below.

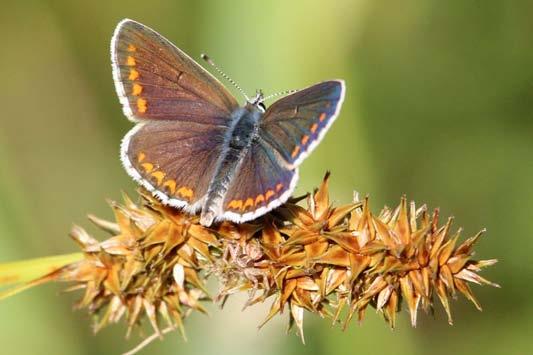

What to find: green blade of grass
left=0, top=252, right=83, bottom=288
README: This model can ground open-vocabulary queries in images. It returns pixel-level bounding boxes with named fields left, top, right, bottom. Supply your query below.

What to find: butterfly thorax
left=228, top=103, right=262, bottom=149
left=199, top=103, right=263, bottom=225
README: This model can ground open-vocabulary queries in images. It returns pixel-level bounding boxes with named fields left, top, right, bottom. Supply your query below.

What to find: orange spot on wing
left=255, top=194, right=265, bottom=205
left=228, top=199, right=243, bottom=210
left=319, top=113, right=327, bottom=122
left=137, top=98, right=147, bottom=113
left=126, top=56, right=136, bottom=66
left=276, top=183, right=284, bottom=192
left=177, top=187, right=193, bottom=200
left=127, top=44, right=137, bottom=52
left=310, top=123, right=318, bottom=134
left=301, top=135, right=309, bottom=145
left=141, top=162, right=153, bottom=173
left=137, top=152, right=145, bottom=162
left=265, top=190, right=275, bottom=201
left=129, top=69, right=139, bottom=80
left=132, top=83, right=143, bottom=96
left=151, top=171, right=166, bottom=185
left=244, top=198, right=254, bottom=210
left=291, top=145, right=301, bottom=158
left=163, top=180, right=176, bottom=194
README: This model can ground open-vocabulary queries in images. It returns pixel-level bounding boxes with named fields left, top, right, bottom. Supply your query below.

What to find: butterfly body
left=111, top=19, right=345, bottom=226
left=201, top=102, right=263, bottom=225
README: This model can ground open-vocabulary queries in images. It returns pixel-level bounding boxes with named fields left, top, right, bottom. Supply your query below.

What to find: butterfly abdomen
left=200, top=105, right=263, bottom=226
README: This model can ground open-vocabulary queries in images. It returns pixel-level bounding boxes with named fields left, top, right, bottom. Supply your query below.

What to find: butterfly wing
left=218, top=80, right=345, bottom=222
left=259, top=80, right=345, bottom=166
left=122, top=120, right=226, bottom=211
left=111, top=19, right=239, bottom=122
left=113, top=19, right=238, bottom=210
left=221, top=140, right=298, bottom=223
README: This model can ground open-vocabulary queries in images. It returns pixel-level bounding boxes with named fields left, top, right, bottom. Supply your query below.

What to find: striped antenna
left=261, top=88, right=299, bottom=102
left=201, top=54, right=249, bottom=101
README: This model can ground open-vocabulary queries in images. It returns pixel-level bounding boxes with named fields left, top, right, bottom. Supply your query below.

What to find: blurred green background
left=0, top=0, right=531, bottom=354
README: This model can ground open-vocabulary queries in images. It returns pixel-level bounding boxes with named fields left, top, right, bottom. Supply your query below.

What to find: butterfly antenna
left=261, top=88, right=299, bottom=102
left=201, top=54, right=250, bottom=101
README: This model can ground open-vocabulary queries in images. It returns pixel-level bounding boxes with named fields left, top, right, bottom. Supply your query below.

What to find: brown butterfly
left=111, top=19, right=345, bottom=226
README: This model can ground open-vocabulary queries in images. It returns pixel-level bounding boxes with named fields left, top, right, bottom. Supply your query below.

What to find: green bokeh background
left=0, top=1, right=530, bottom=354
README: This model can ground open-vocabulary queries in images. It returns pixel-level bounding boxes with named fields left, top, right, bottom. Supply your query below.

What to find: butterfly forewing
left=111, top=19, right=239, bottom=122
left=221, top=140, right=298, bottom=223
left=259, top=80, right=345, bottom=166
left=123, top=120, right=226, bottom=210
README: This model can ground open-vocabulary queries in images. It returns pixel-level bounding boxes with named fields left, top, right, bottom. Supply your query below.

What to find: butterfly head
left=248, top=89, right=266, bottom=112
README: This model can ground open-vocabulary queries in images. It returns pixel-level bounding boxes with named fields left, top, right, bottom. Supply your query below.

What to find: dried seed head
left=10, top=173, right=498, bottom=349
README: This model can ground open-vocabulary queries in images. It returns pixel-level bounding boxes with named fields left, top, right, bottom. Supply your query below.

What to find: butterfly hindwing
left=259, top=80, right=345, bottom=166
left=111, top=19, right=239, bottom=122
left=122, top=120, right=226, bottom=211
left=221, top=140, right=298, bottom=223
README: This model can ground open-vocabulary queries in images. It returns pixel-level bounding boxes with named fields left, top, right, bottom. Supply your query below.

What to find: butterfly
left=111, top=19, right=345, bottom=226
